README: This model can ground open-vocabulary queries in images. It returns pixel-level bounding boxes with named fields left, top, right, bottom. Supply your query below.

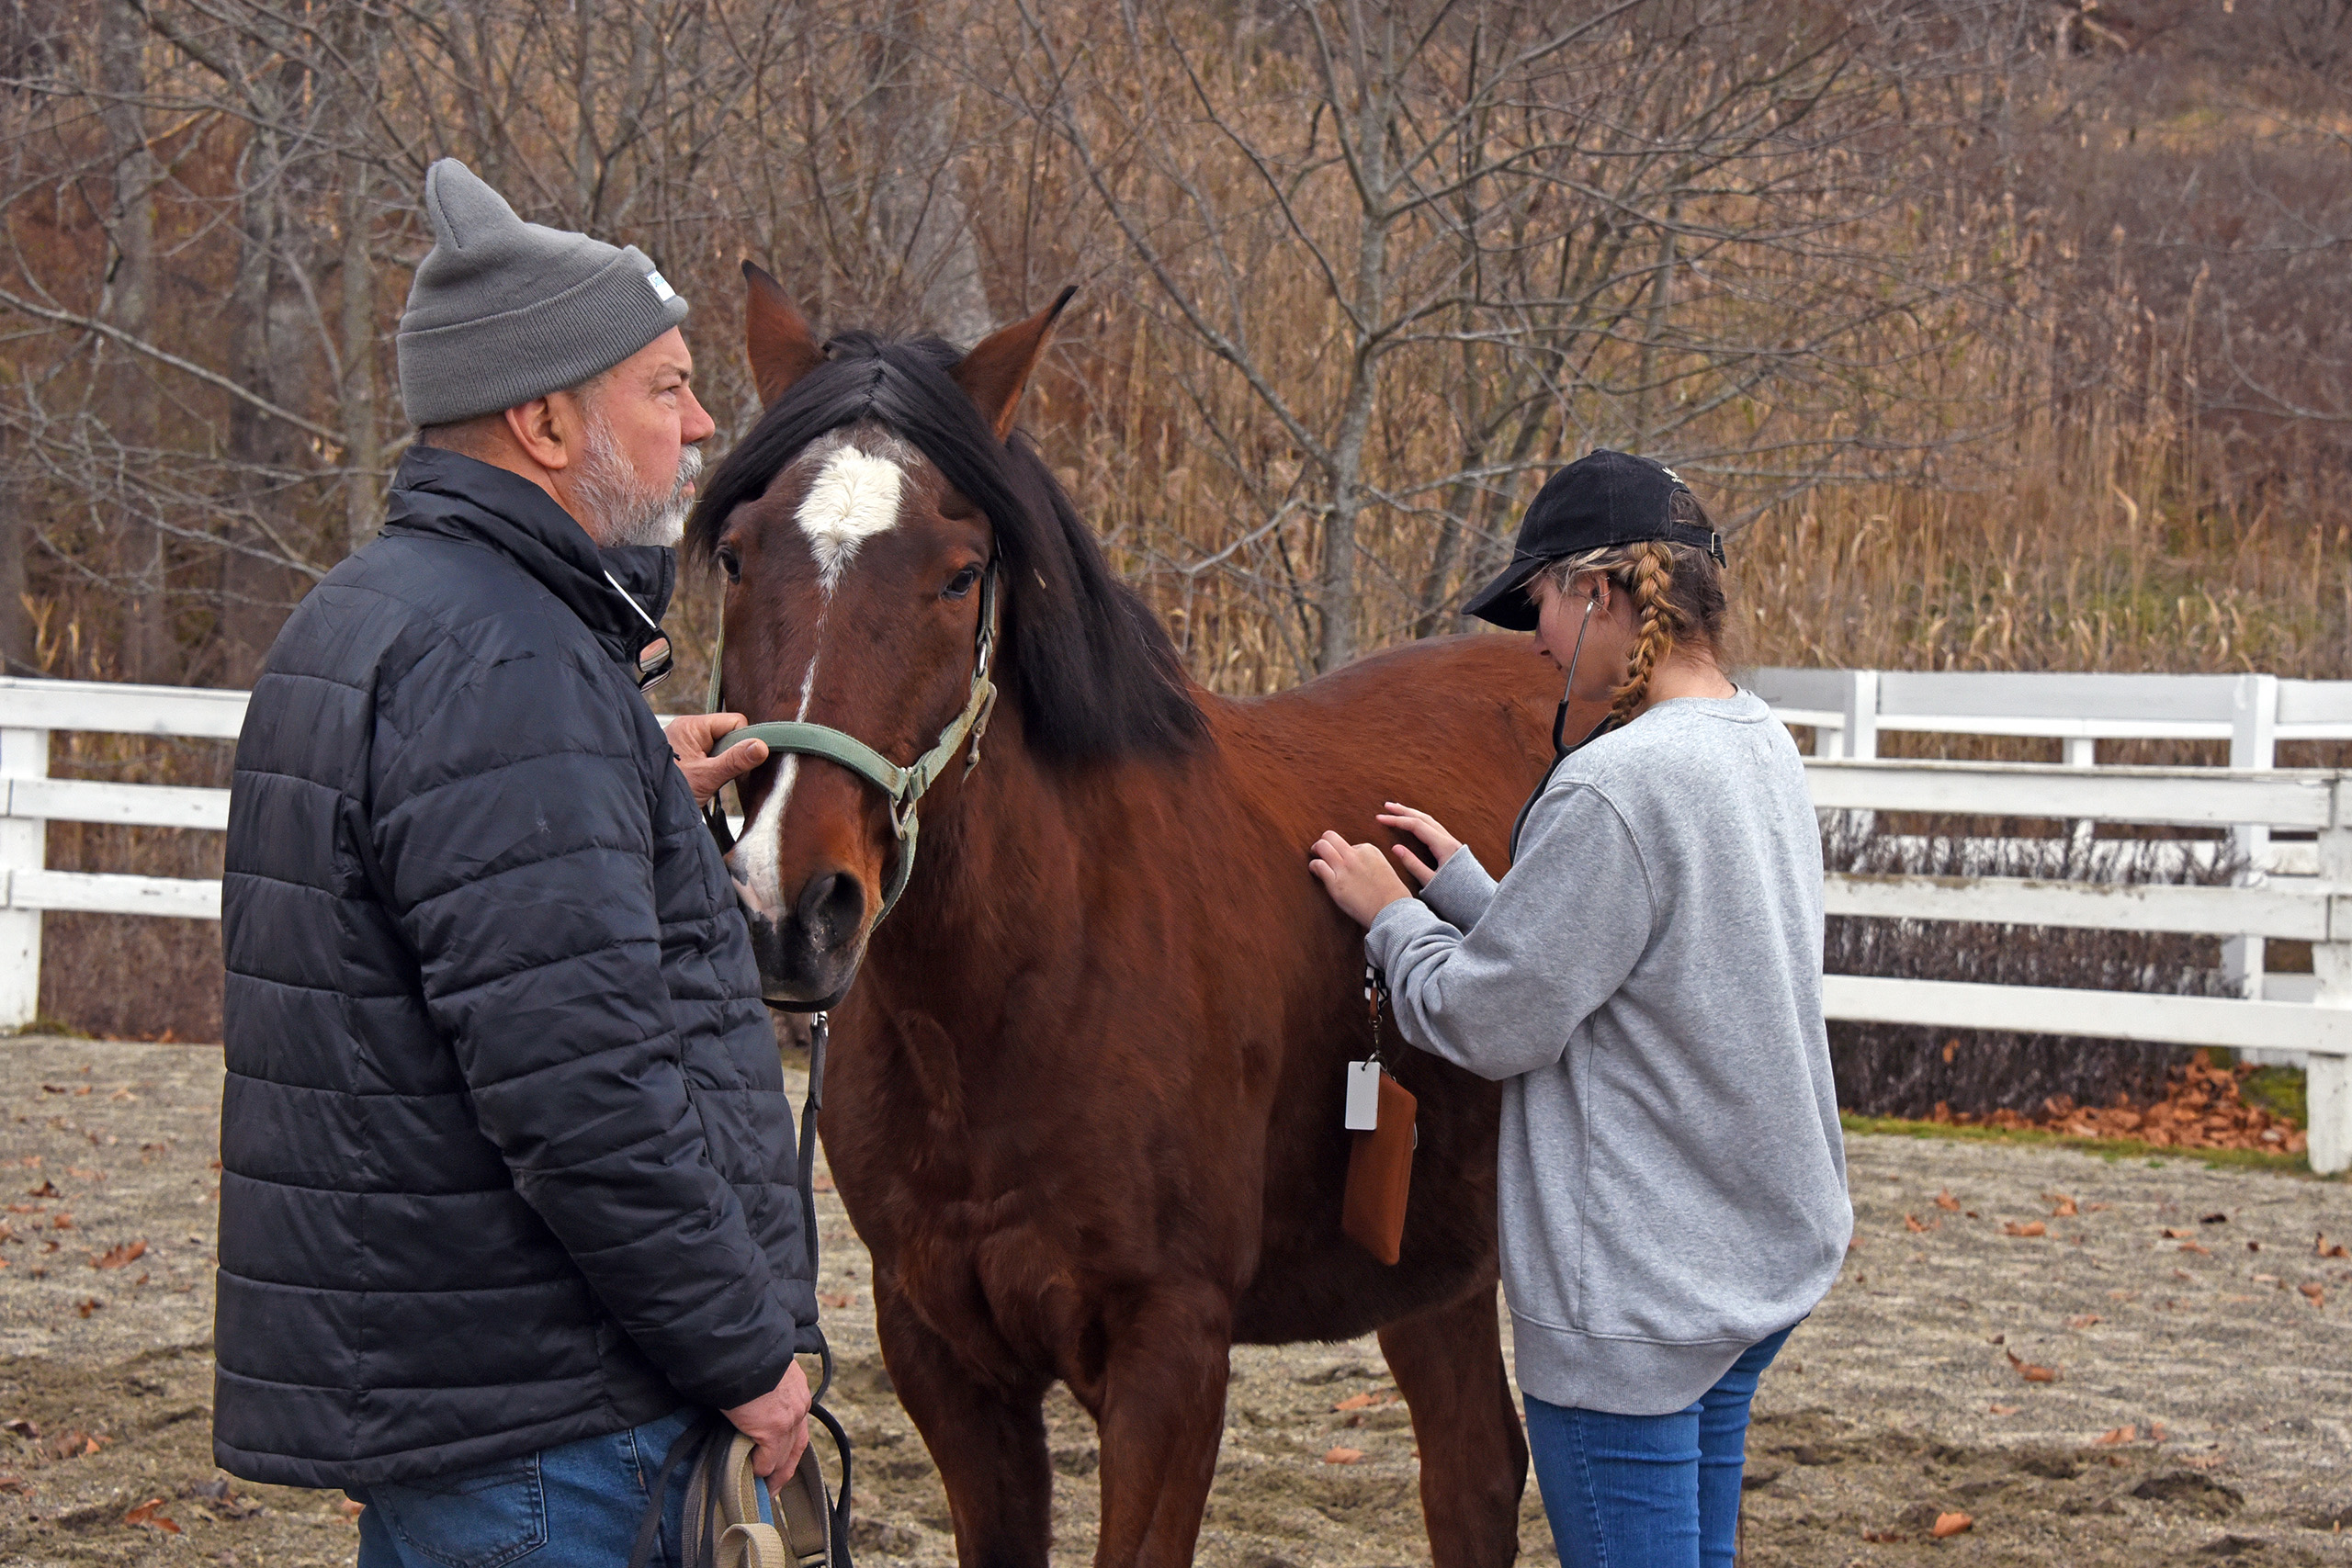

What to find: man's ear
left=950, top=288, right=1077, bottom=440
left=501, top=396, right=574, bottom=471
left=743, top=260, right=826, bottom=407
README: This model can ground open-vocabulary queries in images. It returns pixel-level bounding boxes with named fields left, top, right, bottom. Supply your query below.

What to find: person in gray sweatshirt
left=1308, top=449, right=1852, bottom=1568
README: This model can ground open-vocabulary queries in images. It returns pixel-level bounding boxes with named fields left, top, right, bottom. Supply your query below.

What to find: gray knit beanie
left=396, top=159, right=690, bottom=427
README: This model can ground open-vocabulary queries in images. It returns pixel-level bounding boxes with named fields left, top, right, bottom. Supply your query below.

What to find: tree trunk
left=215, top=104, right=312, bottom=684
left=864, top=0, right=993, bottom=345
left=341, top=158, right=381, bottom=554
left=100, top=0, right=165, bottom=682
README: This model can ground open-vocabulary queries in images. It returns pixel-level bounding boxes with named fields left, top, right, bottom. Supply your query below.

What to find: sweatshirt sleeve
left=1420, top=845, right=1499, bottom=930
left=371, top=647, right=799, bottom=1410
left=1364, top=781, right=1655, bottom=1081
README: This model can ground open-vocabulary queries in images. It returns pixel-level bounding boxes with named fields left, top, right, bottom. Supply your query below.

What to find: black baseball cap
left=1462, top=449, right=1724, bottom=631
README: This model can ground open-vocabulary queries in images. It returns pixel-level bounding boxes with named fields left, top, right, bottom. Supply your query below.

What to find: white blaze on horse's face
left=796, top=444, right=907, bottom=597
left=739, top=431, right=918, bottom=918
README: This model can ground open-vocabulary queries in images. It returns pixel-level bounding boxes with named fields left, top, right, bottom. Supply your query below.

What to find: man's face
left=559, top=328, right=717, bottom=548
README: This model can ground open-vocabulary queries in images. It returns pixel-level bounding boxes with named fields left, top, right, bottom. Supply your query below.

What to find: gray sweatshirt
left=1365, top=690, right=1851, bottom=1416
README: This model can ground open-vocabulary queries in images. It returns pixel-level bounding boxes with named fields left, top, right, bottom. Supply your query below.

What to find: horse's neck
left=862, top=721, right=1202, bottom=1009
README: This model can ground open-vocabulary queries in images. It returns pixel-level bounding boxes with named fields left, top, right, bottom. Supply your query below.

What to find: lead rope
left=627, top=1009, right=854, bottom=1568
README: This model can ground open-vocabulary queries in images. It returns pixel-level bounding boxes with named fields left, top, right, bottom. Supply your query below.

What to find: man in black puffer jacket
left=218, top=160, right=811, bottom=1566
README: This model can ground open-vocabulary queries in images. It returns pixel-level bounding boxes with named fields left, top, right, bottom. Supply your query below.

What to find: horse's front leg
left=1086, top=1284, right=1234, bottom=1568
left=873, top=1274, right=1054, bottom=1568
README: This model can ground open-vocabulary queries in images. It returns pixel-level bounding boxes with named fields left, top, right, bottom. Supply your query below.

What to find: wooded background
left=3, top=0, right=2350, bottom=1046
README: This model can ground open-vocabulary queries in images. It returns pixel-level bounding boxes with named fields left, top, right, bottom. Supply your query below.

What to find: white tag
left=1343, top=1061, right=1381, bottom=1131
left=645, top=269, right=676, bottom=302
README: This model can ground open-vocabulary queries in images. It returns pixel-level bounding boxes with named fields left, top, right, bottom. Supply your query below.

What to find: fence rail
left=3, top=671, right=2348, bottom=1172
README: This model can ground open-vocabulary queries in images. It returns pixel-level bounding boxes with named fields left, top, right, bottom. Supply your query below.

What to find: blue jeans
left=1525, top=1326, right=1792, bottom=1568
left=352, top=1406, right=769, bottom=1568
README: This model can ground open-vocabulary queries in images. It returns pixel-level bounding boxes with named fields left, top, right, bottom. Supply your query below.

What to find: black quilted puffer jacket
left=215, top=446, right=817, bottom=1489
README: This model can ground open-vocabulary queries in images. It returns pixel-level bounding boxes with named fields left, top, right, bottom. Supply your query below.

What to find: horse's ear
left=742, top=260, right=825, bottom=407
left=950, top=288, right=1077, bottom=440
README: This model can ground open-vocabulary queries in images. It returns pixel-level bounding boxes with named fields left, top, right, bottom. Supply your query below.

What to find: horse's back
left=1212, top=633, right=1564, bottom=869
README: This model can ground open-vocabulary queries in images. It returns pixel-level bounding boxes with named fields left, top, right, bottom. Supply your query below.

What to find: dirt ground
left=0, top=1036, right=2346, bottom=1568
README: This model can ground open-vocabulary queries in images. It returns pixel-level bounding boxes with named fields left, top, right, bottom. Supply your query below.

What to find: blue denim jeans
left=351, top=1406, right=769, bottom=1568
left=1524, top=1326, right=1792, bottom=1568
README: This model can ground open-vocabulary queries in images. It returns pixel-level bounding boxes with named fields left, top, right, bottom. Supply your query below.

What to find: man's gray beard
left=575, top=415, right=703, bottom=548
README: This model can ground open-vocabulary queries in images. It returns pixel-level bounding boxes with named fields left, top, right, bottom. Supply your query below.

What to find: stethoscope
left=1507, top=589, right=1615, bottom=863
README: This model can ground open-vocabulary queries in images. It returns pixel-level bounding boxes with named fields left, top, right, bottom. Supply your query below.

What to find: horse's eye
left=716, top=547, right=741, bottom=585
left=944, top=565, right=981, bottom=600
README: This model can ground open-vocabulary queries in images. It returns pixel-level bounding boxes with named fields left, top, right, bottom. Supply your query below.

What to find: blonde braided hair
left=1610, top=542, right=1679, bottom=726
left=1539, top=531, right=1727, bottom=727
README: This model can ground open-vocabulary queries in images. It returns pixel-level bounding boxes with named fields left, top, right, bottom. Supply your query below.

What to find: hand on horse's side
left=722, top=1357, right=812, bottom=1497
left=666, top=712, right=769, bottom=809
left=1374, top=802, right=1462, bottom=888
left=1309, top=829, right=1415, bottom=929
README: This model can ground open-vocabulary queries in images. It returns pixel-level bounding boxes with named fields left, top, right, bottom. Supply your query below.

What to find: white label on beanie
left=645, top=269, right=676, bottom=302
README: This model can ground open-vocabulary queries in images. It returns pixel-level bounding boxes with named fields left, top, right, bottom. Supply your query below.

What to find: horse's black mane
left=686, top=330, right=1203, bottom=762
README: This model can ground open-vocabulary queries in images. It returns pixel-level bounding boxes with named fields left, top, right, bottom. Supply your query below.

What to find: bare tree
left=1005, top=0, right=2005, bottom=673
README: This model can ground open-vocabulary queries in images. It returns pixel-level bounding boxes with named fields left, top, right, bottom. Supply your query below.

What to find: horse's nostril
left=795, top=871, right=866, bottom=947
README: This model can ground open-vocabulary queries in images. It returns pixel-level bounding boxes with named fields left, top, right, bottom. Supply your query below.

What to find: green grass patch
left=1837, top=1111, right=2326, bottom=1178
left=2239, top=1066, right=2307, bottom=1129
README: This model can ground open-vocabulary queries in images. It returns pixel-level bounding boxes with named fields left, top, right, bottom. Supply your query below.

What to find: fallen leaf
left=1322, top=1447, right=1363, bottom=1465
left=42, top=1430, right=103, bottom=1460
left=2003, top=1221, right=2047, bottom=1238
left=2067, top=1314, right=2101, bottom=1328
left=1964, top=1210, right=1981, bottom=1219
left=3, top=1419, right=37, bottom=1438
left=1861, top=1529, right=1905, bottom=1543
left=2199, top=1213, right=2227, bottom=1224
left=338, top=1498, right=366, bottom=1520
left=2318, top=1232, right=2350, bottom=1260
left=1333, top=1392, right=1384, bottom=1411
left=2094, top=1425, right=2136, bottom=1446
left=2045, top=1192, right=2078, bottom=1217
left=816, top=1292, right=853, bottom=1309
left=1847, top=1236, right=1865, bottom=1252
left=1932, top=1511, right=1973, bottom=1539
left=0, top=1474, right=25, bottom=1494
left=1904, top=1213, right=1937, bottom=1233
left=89, top=1241, right=145, bottom=1271
left=1942, top=1039, right=1959, bottom=1064
left=2150, top=1422, right=2168, bottom=1443
left=2247, top=1241, right=2262, bottom=1253
left=2301, top=1282, right=2326, bottom=1307
left=74, top=1298, right=102, bottom=1318
left=1987, top=1404, right=2022, bottom=1416
left=50, top=1214, right=72, bottom=1231
left=2178, top=1241, right=2211, bottom=1256
left=123, top=1497, right=181, bottom=1534
left=22, top=1182, right=54, bottom=1200
left=2162, top=1227, right=2188, bottom=1239
left=2006, top=1349, right=2059, bottom=1383
left=2085, top=1202, right=2110, bottom=1213
left=64, top=1168, right=103, bottom=1183
left=1934, top=1190, right=1962, bottom=1212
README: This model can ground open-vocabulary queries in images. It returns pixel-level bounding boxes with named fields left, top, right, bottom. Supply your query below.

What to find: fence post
left=2224, top=673, right=2278, bottom=1003
left=2311, top=775, right=2351, bottom=1176
left=0, top=725, right=45, bottom=1031
left=2064, top=736, right=2098, bottom=858
left=1838, top=670, right=1880, bottom=761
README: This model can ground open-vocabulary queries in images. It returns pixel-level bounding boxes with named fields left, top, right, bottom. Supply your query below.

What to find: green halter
left=706, top=567, right=1001, bottom=925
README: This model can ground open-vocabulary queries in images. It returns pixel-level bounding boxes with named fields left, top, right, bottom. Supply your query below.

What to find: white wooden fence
left=3, top=671, right=2348, bottom=1173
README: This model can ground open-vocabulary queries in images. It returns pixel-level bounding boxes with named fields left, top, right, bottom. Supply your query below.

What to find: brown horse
left=692, top=267, right=1577, bottom=1568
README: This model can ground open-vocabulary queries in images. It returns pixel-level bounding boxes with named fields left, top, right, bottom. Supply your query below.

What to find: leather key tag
left=1341, top=1070, right=1417, bottom=1266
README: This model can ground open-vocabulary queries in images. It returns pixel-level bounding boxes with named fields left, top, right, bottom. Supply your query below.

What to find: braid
left=1608, top=542, right=1678, bottom=726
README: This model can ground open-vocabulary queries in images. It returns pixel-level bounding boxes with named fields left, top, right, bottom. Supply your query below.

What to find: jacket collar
left=382, top=446, right=677, bottom=665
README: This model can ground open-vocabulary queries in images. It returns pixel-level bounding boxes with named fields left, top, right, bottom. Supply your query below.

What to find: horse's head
left=690, top=265, right=1201, bottom=1007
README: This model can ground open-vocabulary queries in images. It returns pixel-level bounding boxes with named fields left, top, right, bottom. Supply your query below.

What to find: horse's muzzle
left=729, top=866, right=868, bottom=1008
